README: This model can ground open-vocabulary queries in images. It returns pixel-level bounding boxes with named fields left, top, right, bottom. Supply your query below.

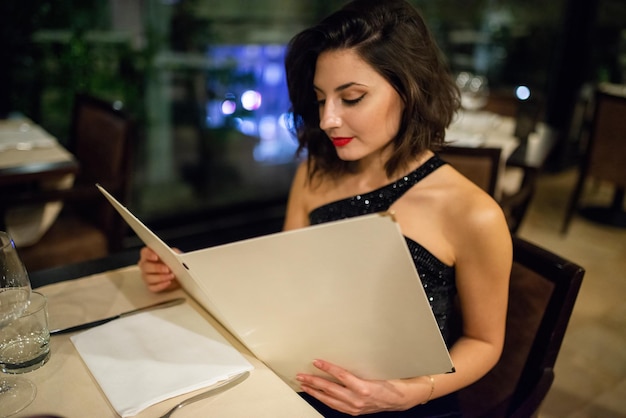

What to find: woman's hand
left=296, top=359, right=431, bottom=415
left=138, top=246, right=180, bottom=293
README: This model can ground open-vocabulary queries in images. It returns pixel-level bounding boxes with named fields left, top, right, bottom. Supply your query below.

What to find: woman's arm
left=283, top=161, right=311, bottom=231
left=416, top=195, right=512, bottom=402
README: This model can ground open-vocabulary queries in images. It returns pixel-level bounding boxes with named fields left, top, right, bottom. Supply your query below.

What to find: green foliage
left=35, top=29, right=147, bottom=142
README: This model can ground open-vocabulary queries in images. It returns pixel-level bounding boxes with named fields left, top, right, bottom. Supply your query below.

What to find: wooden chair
left=457, top=236, right=585, bottom=418
left=562, top=87, right=626, bottom=233
left=499, top=168, right=538, bottom=235
left=438, top=146, right=502, bottom=197
left=6, top=93, right=135, bottom=272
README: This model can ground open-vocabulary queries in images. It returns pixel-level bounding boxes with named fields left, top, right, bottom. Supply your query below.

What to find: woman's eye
left=343, top=94, right=366, bottom=105
left=315, top=99, right=326, bottom=106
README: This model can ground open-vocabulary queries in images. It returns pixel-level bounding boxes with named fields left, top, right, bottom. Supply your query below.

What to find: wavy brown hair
left=285, top=0, right=460, bottom=182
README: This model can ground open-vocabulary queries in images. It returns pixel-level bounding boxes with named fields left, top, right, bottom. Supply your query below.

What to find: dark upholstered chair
left=8, top=93, right=135, bottom=272
left=438, top=146, right=502, bottom=197
left=562, top=87, right=626, bottom=233
left=457, top=236, right=584, bottom=418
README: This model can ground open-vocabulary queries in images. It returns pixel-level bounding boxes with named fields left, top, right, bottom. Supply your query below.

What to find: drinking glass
left=456, top=71, right=490, bottom=111
left=0, top=231, right=36, bottom=417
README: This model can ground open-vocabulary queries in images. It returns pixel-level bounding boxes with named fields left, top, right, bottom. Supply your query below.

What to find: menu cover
left=97, top=185, right=454, bottom=390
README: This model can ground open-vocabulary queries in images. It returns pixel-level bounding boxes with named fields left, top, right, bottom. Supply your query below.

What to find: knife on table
left=50, top=298, right=186, bottom=335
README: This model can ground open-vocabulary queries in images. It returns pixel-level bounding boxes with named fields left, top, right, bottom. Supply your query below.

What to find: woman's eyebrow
left=313, top=82, right=368, bottom=94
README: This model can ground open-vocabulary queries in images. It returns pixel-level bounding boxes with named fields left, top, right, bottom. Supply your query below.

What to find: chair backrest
left=438, top=146, right=502, bottom=197
left=584, top=89, right=626, bottom=188
left=69, top=93, right=135, bottom=251
left=561, top=86, right=626, bottom=233
left=457, top=236, right=584, bottom=418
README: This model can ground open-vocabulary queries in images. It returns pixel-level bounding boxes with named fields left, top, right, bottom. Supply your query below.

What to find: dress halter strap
left=309, top=155, right=446, bottom=223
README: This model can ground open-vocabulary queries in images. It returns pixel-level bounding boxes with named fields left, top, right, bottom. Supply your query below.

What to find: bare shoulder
left=283, top=161, right=312, bottom=230
left=392, top=163, right=510, bottom=264
left=291, top=160, right=310, bottom=192
left=437, top=167, right=511, bottom=266
left=402, top=164, right=505, bottom=227
left=438, top=166, right=508, bottom=238
left=284, top=160, right=340, bottom=229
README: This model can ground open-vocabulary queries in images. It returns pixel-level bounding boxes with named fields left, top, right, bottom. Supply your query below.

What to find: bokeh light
left=515, top=85, right=531, bottom=101
left=241, top=90, right=262, bottom=111
left=221, top=99, right=237, bottom=115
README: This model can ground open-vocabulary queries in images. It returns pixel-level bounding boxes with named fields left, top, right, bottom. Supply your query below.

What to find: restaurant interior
left=1, top=0, right=625, bottom=417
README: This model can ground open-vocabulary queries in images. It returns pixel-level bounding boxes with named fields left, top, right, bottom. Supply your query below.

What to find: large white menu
left=97, top=185, right=454, bottom=390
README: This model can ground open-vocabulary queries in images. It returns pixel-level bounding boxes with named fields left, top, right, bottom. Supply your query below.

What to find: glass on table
left=456, top=71, right=490, bottom=111
left=0, top=231, right=37, bottom=417
left=0, top=291, right=50, bottom=373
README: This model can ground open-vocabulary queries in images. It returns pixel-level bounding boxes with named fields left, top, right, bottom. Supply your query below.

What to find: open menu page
left=97, top=185, right=454, bottom=390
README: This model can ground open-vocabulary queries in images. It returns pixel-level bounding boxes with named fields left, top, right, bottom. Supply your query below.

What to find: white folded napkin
left=71, top=303, right=253, bottom=417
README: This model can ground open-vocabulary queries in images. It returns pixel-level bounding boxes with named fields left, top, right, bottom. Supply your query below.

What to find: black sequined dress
left=301, top=155, right=461, bottom=417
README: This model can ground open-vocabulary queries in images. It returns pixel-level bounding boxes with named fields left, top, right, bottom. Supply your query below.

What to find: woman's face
left=313, top=48, right=404, bottom=165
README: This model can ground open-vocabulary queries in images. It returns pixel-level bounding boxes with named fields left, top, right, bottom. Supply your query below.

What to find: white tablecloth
left=25, top=266, right=322, bottom=418
left=446, top=110, right=519, bottom=159
left=446, top=110, right=522, bottom=199
left=0, top=118, right=76, bottom=246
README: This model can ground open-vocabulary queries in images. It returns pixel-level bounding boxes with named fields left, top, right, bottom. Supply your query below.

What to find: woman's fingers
left=138, top=246, right=180, bottom=293
left=146, top=278, right=179, bottom=293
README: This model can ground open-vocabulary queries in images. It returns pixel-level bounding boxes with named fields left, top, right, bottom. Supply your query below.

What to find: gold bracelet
left=421, top=375, right=435, bottom=404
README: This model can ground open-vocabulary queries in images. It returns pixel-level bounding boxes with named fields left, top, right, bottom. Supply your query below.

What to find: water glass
left=0, top=291, right=50, bottom=373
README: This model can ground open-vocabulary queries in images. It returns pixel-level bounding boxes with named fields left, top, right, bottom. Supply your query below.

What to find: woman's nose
left=319, top=104, right=341, bottom=130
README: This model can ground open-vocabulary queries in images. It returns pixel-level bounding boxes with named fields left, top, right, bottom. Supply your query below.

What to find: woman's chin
left=334, top=148, right=361, bottom=161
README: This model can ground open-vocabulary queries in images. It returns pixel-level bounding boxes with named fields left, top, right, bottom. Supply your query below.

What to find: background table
left=446, top=110, right=520, bottom=160
left=446, top=109, right=558, bottom=171
left=0, top=118, right=78, bottom=246
left=0, top=118, right=78, bottom=185
left=24, top=265, right=322, bottom=417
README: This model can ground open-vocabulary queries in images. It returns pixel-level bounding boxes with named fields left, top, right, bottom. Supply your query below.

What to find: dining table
left=22, top=261, right=323, bottom=418
left=445, top=109, right=558, bottom=200
left=506, top=123, right=557, bottom=171
left=446, top=109, right=557, bottom=171
left=446, top=109, right=520, bottom=159
left=0, top=117, right=79, bottom=247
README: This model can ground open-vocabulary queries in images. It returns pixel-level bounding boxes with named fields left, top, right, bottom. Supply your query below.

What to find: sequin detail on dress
left=309, top=155, right=457, bottom=345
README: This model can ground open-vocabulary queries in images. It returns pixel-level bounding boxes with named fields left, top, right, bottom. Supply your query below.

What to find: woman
left=139, top=0, right=512, bottom=416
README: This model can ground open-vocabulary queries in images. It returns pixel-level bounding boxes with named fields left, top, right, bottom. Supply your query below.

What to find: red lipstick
left=331, top=137, right=353, bottom=147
